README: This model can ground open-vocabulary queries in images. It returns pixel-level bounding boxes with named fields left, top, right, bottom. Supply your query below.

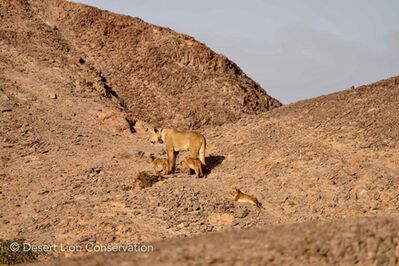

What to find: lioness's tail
left=199, top=138, right=206, bottom=166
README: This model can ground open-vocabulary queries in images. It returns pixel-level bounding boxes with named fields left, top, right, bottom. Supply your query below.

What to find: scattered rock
left=234, top=208, right=250, bottom=219
left=47, top=92, right=57, bottom=99
left=38, top=190, right=50, bottom=195
left=359, top=143, right=372, bottom=149
left=135, top=171, right=166, bottom=189
left=93, top=108, right=132, bottom=136
left=0, top=94, right=9, bottom=101
left=0, top=105, right=12, bottom=112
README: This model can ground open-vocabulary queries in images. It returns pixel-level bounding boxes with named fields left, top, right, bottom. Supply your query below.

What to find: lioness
left=147, top=128, right=206, bottom=172
left=179, top=157, right=204, bottom=178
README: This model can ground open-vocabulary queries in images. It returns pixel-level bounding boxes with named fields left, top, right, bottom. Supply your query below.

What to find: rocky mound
left=38, top=216, right=399, bottom=266
left=0, top=0, right=280, bottom=130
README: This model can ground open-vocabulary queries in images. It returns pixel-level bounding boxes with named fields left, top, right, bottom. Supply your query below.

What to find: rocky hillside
left=206, top=76, right=399, bottom=223
left=2, top=74, right=398, bottom=264
left=0, top=0, right=280, bottom=130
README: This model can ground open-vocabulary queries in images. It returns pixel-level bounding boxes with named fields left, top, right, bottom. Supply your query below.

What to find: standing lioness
left=148, top=128, right=206, bottom=172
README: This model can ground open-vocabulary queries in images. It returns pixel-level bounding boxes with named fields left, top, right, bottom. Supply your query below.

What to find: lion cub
left=179, top=157, right=204, bottom=178
left=230, top=187, right=263, bottom=208
left=149, top=155, right=170, bottom=175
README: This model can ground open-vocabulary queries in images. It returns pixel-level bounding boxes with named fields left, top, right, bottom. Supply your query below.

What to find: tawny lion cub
left=149, top=155, right=170, bottom=175
left=147, top=128, right=206, bottom=172
left=230, top=187, right=263, bottom=208
left=179, top=157, right=203, bottom=178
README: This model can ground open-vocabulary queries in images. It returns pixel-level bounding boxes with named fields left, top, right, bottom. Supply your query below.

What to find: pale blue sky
left=74, top=0, right=399, bottom=103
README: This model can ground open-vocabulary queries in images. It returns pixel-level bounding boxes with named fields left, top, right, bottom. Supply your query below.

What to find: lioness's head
left=147, top=128, right=163, bottom=144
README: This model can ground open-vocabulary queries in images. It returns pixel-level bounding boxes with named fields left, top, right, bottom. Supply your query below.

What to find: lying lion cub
left=179, top=157, right=204, bottom=178
left=147, top=127, right=206, bottom=172
left=230, top=187, right=263, bottom=208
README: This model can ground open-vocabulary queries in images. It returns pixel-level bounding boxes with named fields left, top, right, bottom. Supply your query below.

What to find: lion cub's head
left=229, top=186, right=240, bottom=196
left=147, top=128, right=163, bottom=144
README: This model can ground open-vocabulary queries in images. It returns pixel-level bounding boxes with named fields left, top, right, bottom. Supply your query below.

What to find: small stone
left=359, top=143, right=372, bottom=149
left=234, top=208, right=250, bottom=219
left=1, top=94, right=9, bottom=101
left=192, top=203, right=201, bottom=211
left=357, top=189, right=369, bottom=200
left=48, top=92, right=57, bottom=99
left=38, top=190, right=50, bottom=195
left=0, top=105, right=12, bottom=112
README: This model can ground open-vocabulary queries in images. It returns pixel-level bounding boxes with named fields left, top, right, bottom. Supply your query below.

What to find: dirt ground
left=1, top=0, right=399, bottom=265
left=2, top=75, right=398, bottom=264
left=37, top=216, right=399, bottom=266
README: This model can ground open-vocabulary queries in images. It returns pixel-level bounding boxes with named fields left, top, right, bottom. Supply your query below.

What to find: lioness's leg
left=166, top=147, right=175, bottom=173
left=199, top=141, right=206, bottom=166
